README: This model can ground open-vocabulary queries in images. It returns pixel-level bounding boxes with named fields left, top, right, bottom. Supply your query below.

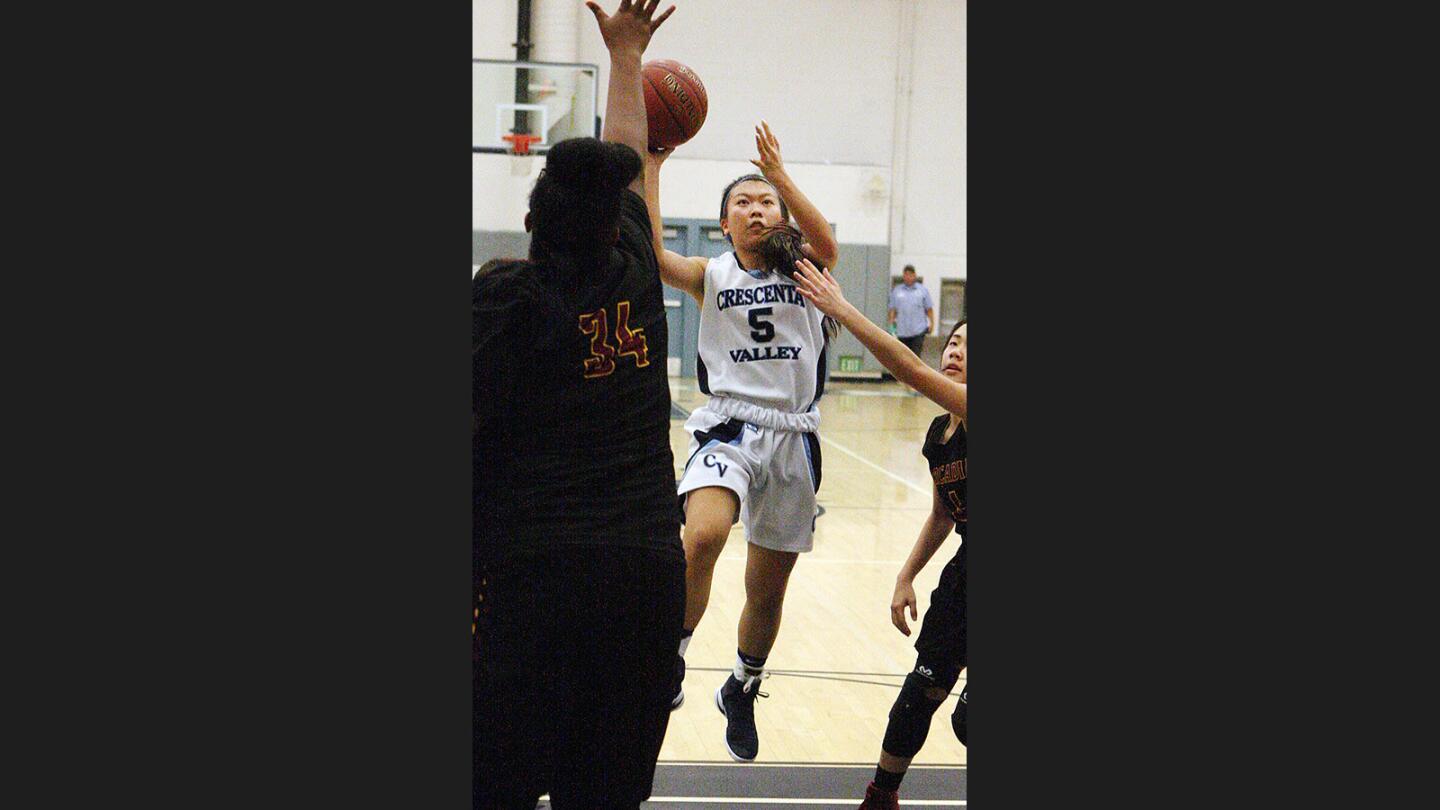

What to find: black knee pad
left=952, top=684, right=967, bottom=746
left=882, top=671, right=950, bottom=758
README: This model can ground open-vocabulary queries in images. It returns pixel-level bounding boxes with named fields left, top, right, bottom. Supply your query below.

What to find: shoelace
left=739, top=671, right=771, bottom=700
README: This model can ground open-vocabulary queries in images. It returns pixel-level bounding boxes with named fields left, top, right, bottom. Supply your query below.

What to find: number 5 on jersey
left=578, top=300, right=650, bottom=379
left=748, top=307, right=775, bottom=342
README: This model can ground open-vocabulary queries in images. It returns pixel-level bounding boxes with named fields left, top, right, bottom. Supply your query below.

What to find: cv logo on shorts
left=704, top=454, right=729, bottom=476
left=917, top=665, right=933, bottom=678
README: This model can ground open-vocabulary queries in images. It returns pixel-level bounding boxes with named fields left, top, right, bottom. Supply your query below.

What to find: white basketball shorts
left=677, top=403, right=822, bottom=553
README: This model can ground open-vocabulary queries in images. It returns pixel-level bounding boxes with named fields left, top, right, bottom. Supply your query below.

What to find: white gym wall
left=474, top=0, right=965, bottom=299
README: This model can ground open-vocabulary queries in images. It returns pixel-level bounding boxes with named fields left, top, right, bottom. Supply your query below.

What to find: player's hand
left=586, top=0, right=675, bottom=56
left=792, top=257, right=851, bottom=319
left=891, top=580, right=918, bottom=636
left=750, top=120, right=787, bottom=180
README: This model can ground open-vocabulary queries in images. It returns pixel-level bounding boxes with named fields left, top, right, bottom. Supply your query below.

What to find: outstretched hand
left=585, top=0, right=676, bottom=54
left=792, top=257, right=850, bottom=319
left=750, top=120, right=787, bottom=179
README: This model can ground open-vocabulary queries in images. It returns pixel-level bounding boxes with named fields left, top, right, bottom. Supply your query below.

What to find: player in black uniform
left=473, top=2, right=679, bottom=808
left=789, top=259, right=966, bottom=810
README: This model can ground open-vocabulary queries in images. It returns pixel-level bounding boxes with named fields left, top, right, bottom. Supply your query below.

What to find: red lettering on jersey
left=931, top=459, right=967, bottom=486
left=578, top=308, right=618, bottom=378
left=579, top=301, right=651, bottom=379
left=615, top=300, right=651, bottom=367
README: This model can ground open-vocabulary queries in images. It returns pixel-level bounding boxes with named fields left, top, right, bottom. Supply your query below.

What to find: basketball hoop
left=502, top=133, right=542, bottom=177
left=501, top=133, right=542, bottom=155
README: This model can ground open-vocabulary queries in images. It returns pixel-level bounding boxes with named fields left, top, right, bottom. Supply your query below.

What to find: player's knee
left=683, top=520, right=730, bottom=559
left=952, top=685, right=967, bottom=746
left=882, top=671, right=948, bottom=758
left=914, top=660, right=961, bottom=693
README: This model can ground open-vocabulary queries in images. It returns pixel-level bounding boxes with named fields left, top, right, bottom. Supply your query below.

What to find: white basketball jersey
left=696, top=251, right=828, bottom=413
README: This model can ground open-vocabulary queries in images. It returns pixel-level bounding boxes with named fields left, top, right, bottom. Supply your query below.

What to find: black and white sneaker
left=670, top=654, right=686, bottom=711
left=714, top=672, right=768, bottom=761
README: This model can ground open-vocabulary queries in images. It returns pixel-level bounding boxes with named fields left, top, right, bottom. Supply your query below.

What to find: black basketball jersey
left=922, top=414, right=967, bottom=532
left=474, top=190, right=680, bottom=560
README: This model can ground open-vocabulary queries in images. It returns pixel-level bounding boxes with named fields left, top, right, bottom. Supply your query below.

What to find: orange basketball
left=642, top=60, right=708, bottom=150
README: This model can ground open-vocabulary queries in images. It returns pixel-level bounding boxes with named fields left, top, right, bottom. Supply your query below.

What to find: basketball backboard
left=473, top=59, right=600, bottom=154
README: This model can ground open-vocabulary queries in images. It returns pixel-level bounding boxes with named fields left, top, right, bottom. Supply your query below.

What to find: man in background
left=887, top=265, right=934, bottom=388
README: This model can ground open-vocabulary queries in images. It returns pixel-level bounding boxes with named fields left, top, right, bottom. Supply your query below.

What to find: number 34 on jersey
left=578, top=301, right=650, bottom=379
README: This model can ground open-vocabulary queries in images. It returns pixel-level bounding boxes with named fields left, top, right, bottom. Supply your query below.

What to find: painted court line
left=823, top=386, right=910, bottom=394
left=657, top=762, right=963, bottom=769
left=716, top=556, right=909, bottom=565
left=816, top=434, right=930, bottom=495
left=646, top=799, right=964, bottom=806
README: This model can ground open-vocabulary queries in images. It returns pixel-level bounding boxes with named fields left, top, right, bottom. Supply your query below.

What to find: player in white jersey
left=642, top=121, right=839, bottom=762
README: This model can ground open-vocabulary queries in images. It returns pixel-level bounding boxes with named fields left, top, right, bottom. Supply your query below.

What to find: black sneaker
left=670, top=654, right=686, bottom=711
left=714, top=672, right=768, bottom=761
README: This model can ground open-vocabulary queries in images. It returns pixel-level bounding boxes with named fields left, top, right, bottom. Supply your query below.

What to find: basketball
left=642, top=59, right=708, bottom=150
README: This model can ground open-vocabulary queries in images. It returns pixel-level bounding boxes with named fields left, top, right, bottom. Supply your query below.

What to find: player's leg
left=474, top=553, right=563, bottom=809
left=550, top=547, right=685, bottom=810
left=861, top=547, right=966, bottom=807
left=732, top=428, right=816, bottom=655
left=667, top=484, right=740, bottom=712
left=715, top=428, right=812, bottom=762
left=674, top=417, right=753, bottom=710
left=737, top=542, right=800, bottom=661
left=950, top=546, right=968, bottom=747
left=681, top=486, right=741, bottom=631
left=712, top=542, right=798, bottom=762
left=858, top=657, right=960, bottom=809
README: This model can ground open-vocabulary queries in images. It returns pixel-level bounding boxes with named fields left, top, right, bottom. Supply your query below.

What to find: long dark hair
left=755, top=222, right=839, bottom=343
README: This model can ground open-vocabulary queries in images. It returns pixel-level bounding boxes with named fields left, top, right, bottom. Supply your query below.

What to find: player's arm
left=472, top=264, right=536, bottom=430
left=751, top=120, right=838, bottom=268
left=587, top=0, right=675, bottom=196
left=891, top=487, right=956, bottom=636
left=642, top=146, right=707, bottom=302
left=793, top=258, right=966, bottom=418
